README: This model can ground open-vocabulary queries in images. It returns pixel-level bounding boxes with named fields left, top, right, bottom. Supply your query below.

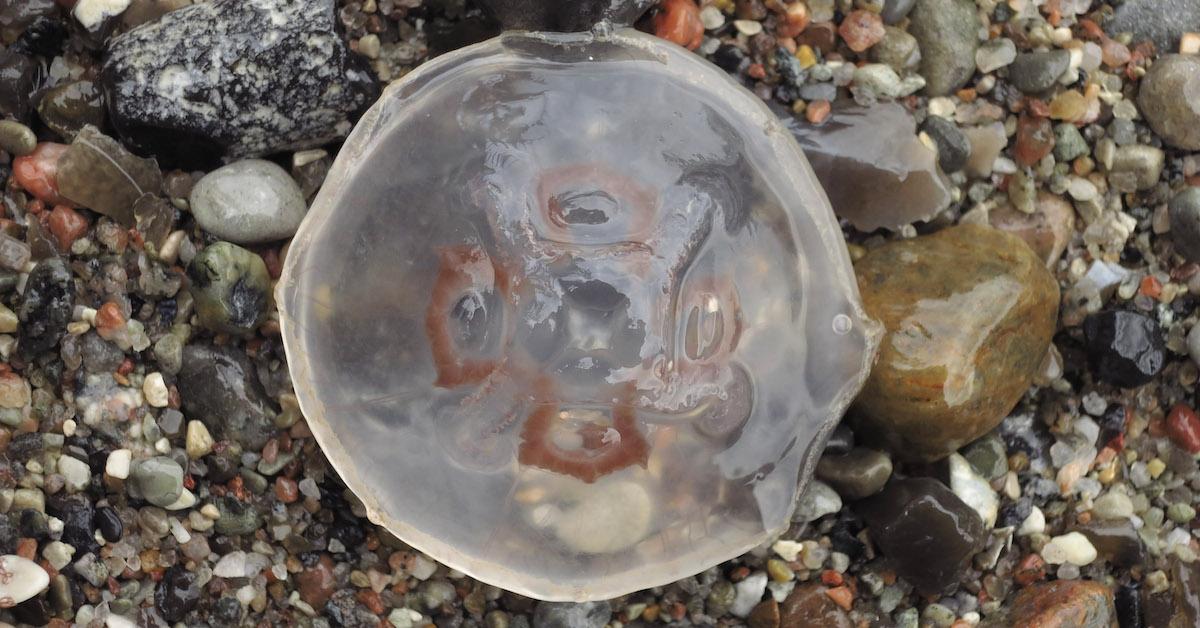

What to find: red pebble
left=12, top=143, right=72, bottom=206
left=653, top=0, right=704, bottom=50
left=1014, top=553, right=1046, bottom=586
left=48, top=205, right=88, bottom=251
left=837, top=10, right=884, bottom=53
left=1013, top=115, right=1055, bottom=167
left=1167, top=403, right=1200, bottom=454
left=94, top=302, right=126, bottom=335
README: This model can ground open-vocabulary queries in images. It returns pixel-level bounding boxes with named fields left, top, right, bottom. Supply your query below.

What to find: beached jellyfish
left=277, top=0, right=880, bottom=601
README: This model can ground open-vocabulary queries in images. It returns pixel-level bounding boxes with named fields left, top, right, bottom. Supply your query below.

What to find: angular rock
left=922, top=115, right=970, bottom=174
left=101, top=0, right=379, bottom=168
left=780, top=101, right=951, bottom=231
left=56, top=125, right=162, bottom=226
left=908, top=0, right=979, bottom=96
left=177, top=344, right=277, bottom=450
left=1008, top=580, right=1116, bottom=628
left=190, top=160, right=307, bottom=244
left=1082, top=310, right=1165, bottom=388
left=36, top=80, right=105, bottom=141
left=856, top=478, right=986, bottom=596
left=851, top=225, right=1059, bottom=461
left=18, top=257, right=75, bottom=359
left=1138, top=55, right=1200, bottom=150
left=780, top=583, right=852, bottom=628
left=0, top=49, right=37, bottom=122
left=155, top=565, right=200, bottom=623
left=1075, top=520, right=1146, bottom=567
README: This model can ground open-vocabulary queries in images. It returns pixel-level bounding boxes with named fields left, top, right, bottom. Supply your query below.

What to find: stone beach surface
left=1, top=0, right=1200, bottom=627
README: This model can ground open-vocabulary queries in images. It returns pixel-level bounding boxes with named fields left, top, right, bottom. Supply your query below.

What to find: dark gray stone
left=177, top=344, right=278, bottom=450
left=921, top=115, right=970, bottom=174
left=1107, top=0, right=1200, bottom=53
left=0, top=50, right=37, bottom=126
left=478, top=0, right=654, bottom=32
left=882, top=0, right=916, bottom=25
left=18, top=257, right=75, bottom=360
left=1170, top=187, right=1200, bottom=262
left=101, top=0, right=379, bottom=168
left=1008, top=50, right=1071, bottom=94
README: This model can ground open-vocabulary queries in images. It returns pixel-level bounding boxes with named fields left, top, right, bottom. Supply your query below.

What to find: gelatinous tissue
left=278, top=28, right=879, bottom=600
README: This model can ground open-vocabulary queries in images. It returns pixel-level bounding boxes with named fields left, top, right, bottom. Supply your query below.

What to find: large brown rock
left=851, top=224, right=1059, bottom=461
left=1007, top=580, right=1117, bottom=628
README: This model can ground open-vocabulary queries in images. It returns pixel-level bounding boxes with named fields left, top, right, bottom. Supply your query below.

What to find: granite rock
left=101, top=0, right=379, bottom=168
left=852, top=224, right=1059, bottom=461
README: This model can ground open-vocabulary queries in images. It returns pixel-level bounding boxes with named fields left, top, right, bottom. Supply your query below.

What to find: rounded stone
left=921, top=115, right=970, bottom=174
left=851, top=224, right=1060, bottom=461
left=187, top=241, right=272, bottom=336
left=1008, top=50, right=1072, bottom=94
left=908, top=0, right=980, bottom=96
left=131, top=456, right=185, bottom=508
left=0, top=119, right=36, bottom=156
left=1169, top=187, right=1200, bottom=262
left=1138, top=54, right=1200, bottom=150
left=190, top=159, right=307, bottom=244
left=0, top=554, right=50, bottom=607
left=815, top=447, right=893, bottom=499
left=278, top=27, right=879, bottom=601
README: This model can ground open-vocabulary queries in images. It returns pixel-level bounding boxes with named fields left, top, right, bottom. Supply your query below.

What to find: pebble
left=186, top=420, right=214, bottom=459
left=102, top=0, right=379, bottom=167
left=1107, top=0, right=1200, bottom=54
left=1018, top=506, right=1046, bottom=536
left=1108, top=145, right=1165, bottom=192
left=0, top=50, right=37, bottom=121
left=190, top=160, right=308, bottom=244
left=56, top=126, right=163, bottom=226
left=793, top=479, right=842, bottom=522
left=142, top=372, right=169, bottom=408
left=0, top=554, right=50, bottom=606
left=960, top=433, right=1008, bottom=480
left=0, top=120, right=36, bottom=156
left=1008, top=50, right=1072, bottom=94
left=975, top=38, right=1016, bottom=74
left=731, top=572, right=768, bottom=618
left=35, top=80, right=105, bottom=141
left=780, top=583, right=852, bottom=627
left=963, top=122, right=1007, bottom=178
left=880, top=0, right=915, bottom=24
left=907, top=0, right=979, bottom=96
left=1009, top=580, right=1116, bottom=628
left=948, top=453, right=998, bottom=528
left=1138, top=54, right=1200, bottom=150
left=57, top=455, right=91, bottom=492
left=1092, top=491, right=1135, bottom=520
left=871, top=26, right=920, bottom=73
left=1169, top=187, right=1200, bottom=262
left=1042, top=532, right=1098, bottom=565
left=1076, top=520, right=1146, bottom=567
left=991, top=192, right=1073, bottom=263
left=178, top=344, right=278, bottom=450
left=921, top=115, right=970, bottom=173
left=42, top=540, right=75, bottom=570
left=838, top=10, right=884, bottom=53
left=856, top=478, right=985, bottom=595
left=105, top=449, right=132, bottom=479
left=1166, top=403, right=1200, bottom=454
left=1053, top=123, right=1089, bottom=162
left=188, top=241, right=272, bottom=336
left=131, top=456, right=184, bottom=508
left=155, top=565, right=200, bottom=622
left=852, top=225, right=1059, bottom=461
left=815, top=448, right=892, bottom=499
left=94, top=506, right=123, bottom=542
left=17, top=257, right=76, bottom=360
left=1082, top=310, right=1166, bottom=388
left=653, top=0, right=704, bottom=49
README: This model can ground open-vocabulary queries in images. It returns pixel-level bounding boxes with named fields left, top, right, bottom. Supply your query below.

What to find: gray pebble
left=1170, top=187, right=1200, bottom=262
left=190, top=160, right=308, bottom=244
left=1008, top=50, right=1071, bottom=94
left=0, top=120, right=36, bottom=156
left=1138, top=54, right=1200, bottom=150
left=922, top=116, right=971, bottom=173
left=131, top=456, right=184, bottom=508
left=908, top=0, right=979, bottom=96
left=532, top=601, right=611, bottom=628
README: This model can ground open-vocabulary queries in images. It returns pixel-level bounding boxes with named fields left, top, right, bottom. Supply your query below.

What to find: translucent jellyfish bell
left=278, top=17, right=880, bottom=601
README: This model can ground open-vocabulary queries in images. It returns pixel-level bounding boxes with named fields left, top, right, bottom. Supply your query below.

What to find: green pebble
left=132, top=456, right=184, bottom=508
left=961, top=434, right=1008, bottom=480
left=1167, top=502, right=1196, bottom=524
left=1053, top=123, right=1089, bottom=162
left=188, top=241, right=271, bottom=336
left=0, top=120, right=36, bottom=156
left=214, top=496, right=262, bottom=536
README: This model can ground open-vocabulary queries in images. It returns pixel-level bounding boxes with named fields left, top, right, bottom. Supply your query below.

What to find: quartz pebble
left=948, top=453, right=998, bottom=528
left=142, top=372, right=168, bottom=408
left=105, top=449, right=132, bottom=479
left=190, top=160, right=308, bottom=244
left=1042, top=532, right=1098, bottom=565
left=0, top=554, right=50, bottom=606
left=731, top=572, right=768, bottom=617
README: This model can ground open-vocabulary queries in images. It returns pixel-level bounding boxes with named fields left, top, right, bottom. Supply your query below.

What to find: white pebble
left=772, top=539, right=804, bottom=562
left=1017, top=506, right=1046, bottom=536
left=733, top=19, right=762, bottom=36
left=186, top=420, right=214, bottom=459
left=62, top=419, right=77, bottom=437
left=42, top=541, right=75, bottom=571
left=73, top=0, right=131, bottom=31
left=731, top=572, right=768, bottom=617
left=699, top=5, right=724, bottom=30
left=142, top=372, right=169, bottom=408
left=105, top=449, right=132, bottom=479
left=0, top=554, right=50, bottom=606
left=1042, top=532, right=1098, bottom=565
left=949, top=453, right=999, bottom=528
left=214, top=551, right=250, bottom=578
left=1093, top=491, right=1134, bottom=520
left=57, top=455, right=92, bottom=492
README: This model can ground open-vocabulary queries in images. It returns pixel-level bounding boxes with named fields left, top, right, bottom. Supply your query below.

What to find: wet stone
left=0, top=555, right=50, bottom=607
left=988, top=192, right=1074, bottom=267
left=871, top=26, right=921, bottom=73
left=131, top=456, right=184, bottom=508
left=781, top=100, right=951, bottom=231
left=1076, top=520, right=1146, bottom=567
left=1008, top=580, right=1116, bottom=628
left=1138, top=55, right=1200, bottom=150
left=155, top=565, right=200, bottom=623
left=961, top=433, right=1007, bottom=480
left=780, top=583, right=852, bottom=627
left=793, top=479, right=843, bottom=523
left=187, top=241, right=271, bottom=336
left=0, top=119, right=36, bottom=156
left=816, top=447, right=893, bottom=499
left=856, top=478, right=985, bottom=596
left=48, top=494, right=97, bottom=556
left=852, top=225, right=1060, bottom=461
left=1008, top=50, right=1071, bottom=94
left=922, top=115, right=970, bottom=174
left=880, top=0, right=915, bottom=24
left=56, top=125, right=162, bottom=226
left=94, top=505, right=122, bottom=542
left=101, top=0, right=380, bottom=167
left=908, top=0, right=979, bottom=96
left=1169, top=187, right=1200, bottom=262
left=190, top=159, right=307, bottom=244
left=0, top=50, right=37, bottom=121
left=1082, top=310, right=1166, bottom=388
left=36, top=80, right=104, bottom=141
left=18, top=257, right=75, bottom=359
left=213, top=495, right=262, bottom=536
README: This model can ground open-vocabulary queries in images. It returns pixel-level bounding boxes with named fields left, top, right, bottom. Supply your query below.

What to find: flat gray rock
left=1107, top=0, right=1200, bottom=53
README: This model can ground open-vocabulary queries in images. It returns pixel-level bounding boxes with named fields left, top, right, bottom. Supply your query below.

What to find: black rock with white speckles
left=100, top=0, right=379, bottom=168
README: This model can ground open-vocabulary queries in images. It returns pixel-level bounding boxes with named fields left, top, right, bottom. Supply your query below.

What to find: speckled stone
left=1007, top=580, right=1116, bottom=628
left=851, top=224, right=1059, bottom=461
left=100, top=0, right=379, bottom=168
left=188, top=242, right=271, bottom=336
left=1138, top=55, right=1200, bottom=150
left=1107, top=0, right=1200, bottom=53
left=907, top=0, right=979, bottom=96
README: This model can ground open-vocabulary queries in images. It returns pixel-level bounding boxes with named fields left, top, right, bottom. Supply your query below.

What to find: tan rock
left=989, top=192, right=1075, bottom=267
left=851, top=224, right=1059, bottom=461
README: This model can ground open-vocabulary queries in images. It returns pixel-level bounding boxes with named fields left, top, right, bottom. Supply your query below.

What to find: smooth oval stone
left=0, top=554, right=50, bottom=606
left=1008, top=50, right=1071, bottom=94
left=1138, top=55, right=1200, bottom=150
left=0, top=119, right=36, bottom=156
left=815, top=447, right=892, bottom=499
left=190, top=159, right=307, bottom=244
left=187, top=241, right=271, bottom=336
left=851, top=224, right=1060, bottom=461
left=1008, top=580, right=1116, bottom=628
left=908, top=0, right=979, bottom=96
left=132, top=456, right=184, bottom=507
left=855, top=477, right=985, bottom=596
left=1169, top=187, right=1200, bottom=262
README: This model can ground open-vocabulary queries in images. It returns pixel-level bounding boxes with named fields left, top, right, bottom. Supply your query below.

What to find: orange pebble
left=48, top=205, right=88, bottom=251
left=806, top=99, right=832, bottom=124
left=94, top=302, right=126, bottom=335
left=824, top=585, right=854, bottom=611
left=653, top=0, right=703, bottom=50
left=12, top=143, right=72, bottom=206
left=1139, top=275, right=1162, bottom=300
